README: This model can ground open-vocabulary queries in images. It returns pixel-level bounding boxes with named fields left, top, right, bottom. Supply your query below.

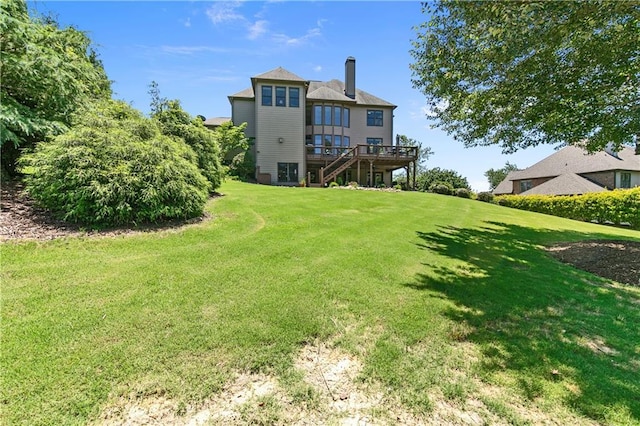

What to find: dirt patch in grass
left=546, top=240, right=640, bottom=286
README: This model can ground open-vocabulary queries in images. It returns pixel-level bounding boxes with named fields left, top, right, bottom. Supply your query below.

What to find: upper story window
left=275, top=87, right=286, bottom=107
left=333, top=106, right=342, bottom=126
left=323, top=106, right=332, bottom=125
left=289, top=88, right=300, bottom=107
left=343, top=108, right=350, bottom=128
left=367, top=110, right=383, bottom=126
left=313, top=106, right=322, bottom=125
left=261, top=86, right=272, bottom=106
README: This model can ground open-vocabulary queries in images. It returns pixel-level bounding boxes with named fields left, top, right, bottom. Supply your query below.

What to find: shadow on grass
left=408, top=221, right=640, bottom=422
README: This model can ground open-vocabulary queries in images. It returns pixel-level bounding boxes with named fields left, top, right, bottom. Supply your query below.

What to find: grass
left=2, top=181, right=640, bottom=425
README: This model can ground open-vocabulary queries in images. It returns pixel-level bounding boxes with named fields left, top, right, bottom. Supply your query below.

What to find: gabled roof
left=253, top=67, right=306, bottom=82
left=520, top=173, right=606, bottom=196
left=308, top=80, right=395, bottom=107
left=515, top=145, right=640, bottom=180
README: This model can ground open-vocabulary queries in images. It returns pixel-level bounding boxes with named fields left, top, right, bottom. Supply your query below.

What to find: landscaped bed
left=2, top=181, right=639, bottom=425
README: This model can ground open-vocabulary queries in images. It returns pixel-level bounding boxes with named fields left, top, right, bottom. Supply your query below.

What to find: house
left=203, top=116, right=231, bottom=130
left=493, top=144, right=640, bottom=196
left=227, top=57, right=418, bottom=187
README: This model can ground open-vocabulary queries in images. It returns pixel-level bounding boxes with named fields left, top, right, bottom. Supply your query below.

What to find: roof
left=228, top=68, right=396, bottom=107
left=203, top=117, right=231, bottom=127
left=308, top=80, right=395, bottom=107
left=520, top=173, right=607, bottom=196
left=515, top=145, right=640, bottom=180
left=228, top=87, right=254, bottom=99
left=252, top=67, right=306, bottom=82
left=492, top=170, right=521, bottom=195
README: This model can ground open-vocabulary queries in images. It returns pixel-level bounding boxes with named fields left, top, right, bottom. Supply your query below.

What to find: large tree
left=0, top=0, right=111, bottom=175
left=410, top=1, right=640, bottom=154
left=395, top=135, right=433, bottom=190
left=485, top=162, right=519, bottom=191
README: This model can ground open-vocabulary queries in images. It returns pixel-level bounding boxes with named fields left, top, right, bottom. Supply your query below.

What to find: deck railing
left=306, top=144, right=418, bottom=161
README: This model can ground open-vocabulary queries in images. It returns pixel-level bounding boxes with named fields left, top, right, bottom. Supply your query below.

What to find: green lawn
left=2, top=181, right=639, bottom=425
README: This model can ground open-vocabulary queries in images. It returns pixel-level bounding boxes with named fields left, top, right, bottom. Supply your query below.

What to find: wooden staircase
left=320, top=146, right=359, bottom=186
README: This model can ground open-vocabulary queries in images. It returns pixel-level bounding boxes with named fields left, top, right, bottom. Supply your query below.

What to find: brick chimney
left=344, top=57, right=356, bottom=99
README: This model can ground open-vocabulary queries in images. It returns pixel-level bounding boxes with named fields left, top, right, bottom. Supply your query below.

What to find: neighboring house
left=494, top=144, right=640, bottom=196
left=203, top=116, right=231, bottom=130
left=228, top=57, right=418, bottom=186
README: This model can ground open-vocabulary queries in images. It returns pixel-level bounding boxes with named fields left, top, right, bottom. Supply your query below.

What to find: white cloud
left=313, top=65, right=322, bottom=72
left=182, top=17, right=191, bottom=28
left=247, top=20, right=269, bottom=40
left=206, top=1, right=245, bottom=25
left=273, top=25, right=322, bottom=47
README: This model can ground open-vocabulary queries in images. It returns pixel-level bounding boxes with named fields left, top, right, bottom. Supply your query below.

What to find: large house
left=494, top=144, right=640, bottom=196
left=227, top=57, right=418, bottom=187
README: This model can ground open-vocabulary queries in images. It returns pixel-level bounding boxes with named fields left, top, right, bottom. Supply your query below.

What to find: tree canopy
left=410, top=1, right=640, bottom=154
left=485, top=162, right=519, bottom=191
left=1, top=0, right=111, bottom=175
left=417, top=167, right=470, bottom=192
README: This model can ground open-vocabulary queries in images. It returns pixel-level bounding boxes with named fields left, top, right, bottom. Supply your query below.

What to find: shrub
left=393, top=184, right=403, bottom=191
left=22, top=100, right=210, bottom=226
left=495, top=188, right=640, bottom=229
left=455, top=188, right=472, bottom=198
left=152, top=100, right=223, bottom=191
left=477, top=191, right=495, bottom=203
left=329, top=181, right=340, bottom=188
left=348, top=181, right=359, bottom=188
left=336, top=176, right=344, bottom=186
left=429, top=182, right=453, bottom=195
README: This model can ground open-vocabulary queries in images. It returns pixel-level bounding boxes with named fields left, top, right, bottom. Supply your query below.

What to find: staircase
left=320, top=146, right=359, bottom=186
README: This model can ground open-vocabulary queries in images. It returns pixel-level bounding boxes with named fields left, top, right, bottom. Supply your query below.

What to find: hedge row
left=496, top=188, right=640, bottom=229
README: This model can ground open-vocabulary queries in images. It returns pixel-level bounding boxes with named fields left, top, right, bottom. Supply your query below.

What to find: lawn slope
left=2, top=181, right=639, bottom=425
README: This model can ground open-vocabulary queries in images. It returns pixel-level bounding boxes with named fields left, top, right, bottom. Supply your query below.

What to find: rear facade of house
left=228, top=57, right=417, bottom=187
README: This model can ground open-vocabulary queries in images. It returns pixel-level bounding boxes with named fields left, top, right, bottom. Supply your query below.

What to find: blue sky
left=29, top=0, right=558, bottom=191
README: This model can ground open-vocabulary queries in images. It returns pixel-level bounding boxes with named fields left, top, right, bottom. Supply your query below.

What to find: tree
left=484, top=162, right=519, bottom=191
left=410, top=1, right=640, bottom=154
left=149, top=83, right=224, bottom=192
left=397, top=135, right=434, bottom=189
left=1, top=0, right=111, bottom=176
left=417, top=167, right=470, bottom=192
left=215, top=121, right=250, bottom=164
left=21, top=100, right=210, bottom=226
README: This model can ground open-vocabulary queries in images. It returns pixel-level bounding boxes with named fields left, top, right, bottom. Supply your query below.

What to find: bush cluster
left=496, top=188, right=640, bottom=229
left=476, top=191, right=495, bottom=203
left=22, top=100, right=210, bottom=226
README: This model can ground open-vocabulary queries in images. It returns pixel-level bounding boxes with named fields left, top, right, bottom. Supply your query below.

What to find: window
left=261, top=86, right=272, bottom=106
left=324, top=106, right=332, bottom=125
left=305, top=106, right=312, bottom=124
left=620, top=172, right=631, bottom=188
left=314, top=135, right=323, bottom=154
left=277, top=162, right=298, bottom=182
left=367, top=110, right=383, bottom=126
left=334, top=135, right=342, bottom=154
left=313, top=106, right=322, bottom=125
left=333, top=106, right=342, bottom=126
left=366, top=137, right=382, bottom=154
left=275, top=86, right=286, bottom=107
left=519, top=180, right=533, bottom=192
left=343, top=136, right=350, bottom=147
left=289, top=87, right=300, bottom=107
left=343, top=108, right=350, bottom=128
left=324, top=134, right=332, bottom=154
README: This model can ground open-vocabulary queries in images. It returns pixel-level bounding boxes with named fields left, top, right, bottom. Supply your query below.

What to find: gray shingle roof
left=492, top=170, right=521, bottom=195
left=520, top=173, right=606, bottom=196
left=228, top=87, right=254, bottom=99
left=515, top=145, right=640, bottom=180
left=253, top=67, right=306, bottom=82
left=308, top=79, right=395, bottom=107
left=203, top=117, right=231, bottom=126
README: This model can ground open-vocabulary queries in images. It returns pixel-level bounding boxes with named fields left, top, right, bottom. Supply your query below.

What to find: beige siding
left=255, top=82, right=306, bottom=184
left=348, top=106, right=393, bottom=145
left=231, top=99, right=255, bottom=138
